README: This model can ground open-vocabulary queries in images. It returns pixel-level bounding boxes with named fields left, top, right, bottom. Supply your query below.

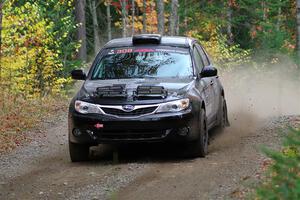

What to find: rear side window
left=91, top=47, right=193, bottom=79
left=193, top=46, right=204, bottom=72
left=196, top=44, right=210, bottom=66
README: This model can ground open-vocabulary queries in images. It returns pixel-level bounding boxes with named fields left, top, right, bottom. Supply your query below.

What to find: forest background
left=1, top=1, right=300, bottom=186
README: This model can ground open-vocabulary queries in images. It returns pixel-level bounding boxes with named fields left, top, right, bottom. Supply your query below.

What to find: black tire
left=69, top=141, right=90, bottom=162
left=185, top=108, right=208, bottom=158
left=218, top=96, right=228, bottom=130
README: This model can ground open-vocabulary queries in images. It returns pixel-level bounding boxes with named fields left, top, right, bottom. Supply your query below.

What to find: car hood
left=79, top=78, right=195, bottom=105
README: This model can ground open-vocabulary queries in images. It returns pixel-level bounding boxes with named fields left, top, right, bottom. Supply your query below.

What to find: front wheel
left=184, top=108, right=208, bottom=158
left=218, top=96, right=229, bottom=130
left=69, top=141, right=90, bottom=162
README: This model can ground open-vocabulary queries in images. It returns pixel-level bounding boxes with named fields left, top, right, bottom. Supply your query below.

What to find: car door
left=192, top=45, right=214, bottom=122
left=197, top=45, right=220, bottom=119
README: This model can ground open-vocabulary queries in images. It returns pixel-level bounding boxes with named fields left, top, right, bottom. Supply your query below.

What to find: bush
left=187, top=26, right=251, bottom=70
left=256, top=128, right=300, bottom=200
left=1, top=1, right=77, bottom=99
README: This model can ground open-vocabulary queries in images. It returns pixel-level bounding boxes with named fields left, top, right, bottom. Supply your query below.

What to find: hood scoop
left=94, top=84, right=127, bottom=98
left=135, top=86, right=168, bottom=99
left=93, top=84, right=168, bottom=100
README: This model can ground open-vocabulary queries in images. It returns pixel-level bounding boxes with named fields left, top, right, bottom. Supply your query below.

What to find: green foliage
left=1, top=0, right=79, bottom=98
left=34, top=0, right=82, bottom=75
left=256, top=128, right=300, bottom=200
left=180, top=0, right=298, bottom=65
left=189, top=27, right=251, bottom=70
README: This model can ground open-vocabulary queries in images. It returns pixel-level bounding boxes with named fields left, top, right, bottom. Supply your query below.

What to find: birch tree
left=227, top=0, right=234, bottom=45
left=106, top=0, right=112, bottom=41
left=276, top=0, right=282, bottom=31
left=121, top=0, right=127, bottom=37
left=156, top=0, right=164, bottom=35
left=169, top=0, right=179, bottom=36
left=75, top=0, right=87, bottom=61
left=88, top=0, right=101, bottom=56
left=183, top=0, right=187, bottom=31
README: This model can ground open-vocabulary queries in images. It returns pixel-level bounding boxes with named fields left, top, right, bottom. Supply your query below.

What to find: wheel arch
left=221, top=88, right=225, bottom=98
left=201, top=101, right=206, bottom=110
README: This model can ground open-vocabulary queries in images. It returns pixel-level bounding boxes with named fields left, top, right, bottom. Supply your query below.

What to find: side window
left=193, top=46, right=204, bottom=72
left=196, top=44, right=210, bottom=66
left=202, top=47, right=212, bottom=65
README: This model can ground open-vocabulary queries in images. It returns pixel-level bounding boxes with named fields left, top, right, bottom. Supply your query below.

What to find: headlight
left=156, top=99, right=190, bottom=113
left=75, top=100, right=102, bottom=114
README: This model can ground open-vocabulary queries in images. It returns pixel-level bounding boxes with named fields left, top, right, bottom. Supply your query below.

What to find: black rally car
left=69, top=34, right=229, bottom=162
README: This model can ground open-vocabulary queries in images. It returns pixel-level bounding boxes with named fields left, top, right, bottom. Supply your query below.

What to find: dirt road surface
left=1, top=68, right=300, bottom=200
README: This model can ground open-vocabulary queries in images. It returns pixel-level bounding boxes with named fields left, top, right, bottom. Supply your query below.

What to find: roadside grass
left=0, top=93, right=68, bottom=154
left=255, top=119, right=300, bottom=199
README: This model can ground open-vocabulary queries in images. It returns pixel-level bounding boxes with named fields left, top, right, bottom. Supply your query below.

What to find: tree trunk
left=169, top=0, right=179, bottom=36
left=132, top=0, right=135, bottom=35
left=88, top=0, right=101, bottom=56
left=121, top=0, right=127, bottom=37
left=175, top=13, right=179, bottom=35
left=276, top=6, right=281, bottom=31
left=142, top=0, right=147, bottom=33
left=106, top=0, right=112, bottom=41
left=156, top=0, right=164, bottom=35
left=262, top=1, right=267, bottom=21
left=75, top=0, right=87, bottom=62
left=184, top=0, right=187, bottom=31
left=227, top=1, right=233, bottom=45
left=297, top=0, right=300, bottom=58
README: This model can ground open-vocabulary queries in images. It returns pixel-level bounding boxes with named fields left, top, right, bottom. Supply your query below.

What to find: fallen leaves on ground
left=0, top=94, right=68, bottom=154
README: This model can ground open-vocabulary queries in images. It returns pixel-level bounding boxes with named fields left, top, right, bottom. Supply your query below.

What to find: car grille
left=101, top=106, right=158, bottom=117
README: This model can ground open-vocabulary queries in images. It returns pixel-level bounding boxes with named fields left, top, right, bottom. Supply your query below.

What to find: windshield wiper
left=143, top=75, right=157, bottom=79
left=130, top=75, right=158, bottom=79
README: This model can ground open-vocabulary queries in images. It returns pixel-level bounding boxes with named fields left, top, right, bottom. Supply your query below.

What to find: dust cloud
left=211, top=60, right=300, bottom=149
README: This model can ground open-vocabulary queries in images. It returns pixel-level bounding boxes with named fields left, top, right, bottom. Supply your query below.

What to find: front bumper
left=68, top=108, right=198, bottom=144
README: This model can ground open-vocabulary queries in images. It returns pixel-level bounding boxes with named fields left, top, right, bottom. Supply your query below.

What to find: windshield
left=91, top=47, right=193, bottom=80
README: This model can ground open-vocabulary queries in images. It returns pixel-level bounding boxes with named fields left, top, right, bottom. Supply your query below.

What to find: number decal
left=116, top=49, right=133, bottom=54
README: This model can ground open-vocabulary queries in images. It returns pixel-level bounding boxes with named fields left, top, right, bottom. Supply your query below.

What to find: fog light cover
left=73, top=128, right=82, bottom=137
left=177, top=127, right=189, bottom=136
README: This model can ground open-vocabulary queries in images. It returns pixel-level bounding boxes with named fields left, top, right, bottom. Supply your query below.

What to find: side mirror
left=200, top=66, right=218, bottom=78
left=71, top=69, right=86, bottom=80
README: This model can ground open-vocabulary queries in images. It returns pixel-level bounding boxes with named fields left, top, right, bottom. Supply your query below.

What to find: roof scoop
left=132, top=34, right=162, bottom=45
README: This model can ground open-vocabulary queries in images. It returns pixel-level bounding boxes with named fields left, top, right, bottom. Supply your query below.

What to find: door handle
left=210, top=81, right=214, bottom=86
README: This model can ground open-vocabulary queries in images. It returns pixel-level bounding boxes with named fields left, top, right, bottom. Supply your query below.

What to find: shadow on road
left=88, top=127, right=225, bottom=164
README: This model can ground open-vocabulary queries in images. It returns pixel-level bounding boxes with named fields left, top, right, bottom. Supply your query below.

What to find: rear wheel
left=69, top=141, right=90, bottom=162
left=184, top=108, right=208, bottom=158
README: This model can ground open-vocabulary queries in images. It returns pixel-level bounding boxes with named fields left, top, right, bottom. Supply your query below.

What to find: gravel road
left=1, top=69, right=300, bottom=200
left=0, top=112, right=298, bottom=200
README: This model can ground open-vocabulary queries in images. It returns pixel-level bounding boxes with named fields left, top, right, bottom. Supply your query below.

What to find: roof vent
left=132, top=34, right=161, bottom=45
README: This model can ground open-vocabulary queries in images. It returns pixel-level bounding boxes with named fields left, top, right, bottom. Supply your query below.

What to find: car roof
left=103, top=35, right=197, bottom=49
